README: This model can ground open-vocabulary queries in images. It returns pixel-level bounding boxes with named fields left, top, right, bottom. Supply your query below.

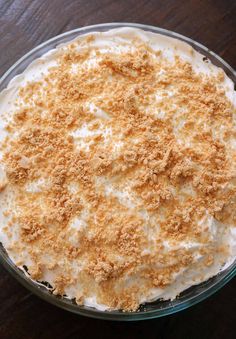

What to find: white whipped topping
left=0, top=27, right=235, bottom=311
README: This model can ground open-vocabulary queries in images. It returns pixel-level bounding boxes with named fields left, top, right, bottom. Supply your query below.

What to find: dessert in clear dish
left=0, top=23, right=235, bottom=320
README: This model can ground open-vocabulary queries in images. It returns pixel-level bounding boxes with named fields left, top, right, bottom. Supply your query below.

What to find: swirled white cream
left=0, top=27, right=236, bottom=311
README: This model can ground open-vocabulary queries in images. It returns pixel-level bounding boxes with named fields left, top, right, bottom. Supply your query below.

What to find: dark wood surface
left=0, top=1, right=236, bottom=338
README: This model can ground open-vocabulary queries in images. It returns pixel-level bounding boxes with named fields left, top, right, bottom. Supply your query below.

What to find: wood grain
left=0, top=1, right=235, bottom=338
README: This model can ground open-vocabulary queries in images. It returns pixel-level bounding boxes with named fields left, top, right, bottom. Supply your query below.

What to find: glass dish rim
left=0, top=22, right=235, bottom=321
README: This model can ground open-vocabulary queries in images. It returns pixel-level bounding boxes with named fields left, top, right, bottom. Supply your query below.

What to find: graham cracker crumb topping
left=1, top=32, right=235, bottom=311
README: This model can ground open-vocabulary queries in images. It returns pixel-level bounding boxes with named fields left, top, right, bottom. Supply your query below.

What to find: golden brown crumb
left=0, top=180, right=7, bottom=192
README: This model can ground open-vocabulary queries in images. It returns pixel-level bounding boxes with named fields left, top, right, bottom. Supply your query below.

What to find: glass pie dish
left=0, top=22, right=235, bottom=321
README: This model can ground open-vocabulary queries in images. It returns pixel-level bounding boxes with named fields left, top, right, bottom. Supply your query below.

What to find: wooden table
left=0, top=1, right=235, bottom=338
